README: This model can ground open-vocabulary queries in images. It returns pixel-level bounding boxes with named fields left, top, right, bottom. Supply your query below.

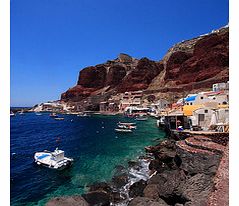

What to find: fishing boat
left=49, top=113, right=58, bottom=118
left=117, top=124, right=137, bottom=129
left=34, top=148, right=73, bottom=170
left=118, top=122, right=136, bottom=126
left=115, top=128, right=133, bottom=133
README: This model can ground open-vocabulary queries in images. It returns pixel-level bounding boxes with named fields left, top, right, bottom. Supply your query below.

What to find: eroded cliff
left=61, top=26, right=229, bottom=103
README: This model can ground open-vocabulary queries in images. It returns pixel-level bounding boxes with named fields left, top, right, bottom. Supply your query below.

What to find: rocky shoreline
left=46, top=131, right=228, bottom=206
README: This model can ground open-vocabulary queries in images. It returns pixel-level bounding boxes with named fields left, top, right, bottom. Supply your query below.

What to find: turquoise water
left=11, top=113, right=165, bottom=205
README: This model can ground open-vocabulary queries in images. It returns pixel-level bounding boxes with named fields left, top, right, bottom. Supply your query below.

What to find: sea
left=10, top=112, right=165, bottom=206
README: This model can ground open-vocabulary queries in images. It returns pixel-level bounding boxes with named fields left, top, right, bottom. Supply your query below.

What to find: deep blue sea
left=10, top=113, right=165, bottom=206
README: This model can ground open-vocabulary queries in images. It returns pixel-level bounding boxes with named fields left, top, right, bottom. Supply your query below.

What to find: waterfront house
left=186, top=106, right=229, bottom=131
left=163, top=111, right=190, bottom=130
left=100, top=101, right=108, bottom=112
left=184, top=91, right=228, bottom=107
left=212, top=81, right=229, bottom=92
left=119, top=90, right=143, bottom=111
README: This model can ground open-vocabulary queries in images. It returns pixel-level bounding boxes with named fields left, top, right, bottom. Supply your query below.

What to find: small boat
left=50, top=113, right=58, bottom=118
left=10, top=111, right=15, bottom=117
left=34, top=148, right=73, bottom=170
left=77, top=113, right=91, bottom=117
left=135, top=116, right=148, bottom=121
left=117, top=124, right=137, bottom=129
left=118, top=122, right=136, bottom=126
left=115, top=128, right=133, bottom=133
left=19, top=110, right=24, bottom=115
left=35, top=113, right=42, bottom=116
left=54, top=117, right=64, bottom=120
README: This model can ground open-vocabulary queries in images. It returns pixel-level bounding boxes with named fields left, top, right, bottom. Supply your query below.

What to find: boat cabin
left=52, top=149, right=65, bottom=162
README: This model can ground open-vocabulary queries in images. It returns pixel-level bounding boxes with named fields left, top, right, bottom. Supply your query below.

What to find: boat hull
left=34, top=151, right=73, bottom=170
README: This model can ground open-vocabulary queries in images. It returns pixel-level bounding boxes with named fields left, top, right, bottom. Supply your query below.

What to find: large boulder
left=82, top=191, right=110, bottom=206
left=46, top=196, right=89, bottom=206
left=111, top=173, right=129, bottom=188
left=144, top=170, right=186, bottom=200
left=88, top=182, right=112, bottom=193
left=180, top=173, right=214, bottom=206
left=129, top=179, right=147, bottom=198
left=128, top=196, right=168, bottom=206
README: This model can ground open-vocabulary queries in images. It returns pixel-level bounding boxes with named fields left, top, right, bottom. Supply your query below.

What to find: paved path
left=208, top=145, right=229, bottom=206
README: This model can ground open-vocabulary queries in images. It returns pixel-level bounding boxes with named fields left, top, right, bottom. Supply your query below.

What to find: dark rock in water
left=128, top=196, right=169, bottom=206
left=129, top=179, right=147, bottom=198
left=128, top=160, right=140, bottom=168
left=114, top=165, right=127, bottom=174
left=82, top=191, right=110, bottom=206
left=149, top=159, right=171, bottom=173
left=88, top=182, right=112, bottom=193
left=111, top=173, right=129, bottom=188
left=111, top=191, right=128, bottom=204
left=46, top=196, right=89, bottom=206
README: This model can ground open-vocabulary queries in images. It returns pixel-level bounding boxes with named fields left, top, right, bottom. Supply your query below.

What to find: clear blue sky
left=10, top=0, right=229, bottom=107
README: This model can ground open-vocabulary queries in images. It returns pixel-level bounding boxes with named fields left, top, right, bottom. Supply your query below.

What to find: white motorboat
left=10, top=111, right=15, bottom=117
left=77, top=113, right=91, bottom=117
left=118, top=122, right=136, bottom=126
left=35, top=113, right=42, bottom=116
left=117, top=124, right=137, bottom=130
left=34, top=148, right=73, bottom=170
left=115, top=128, right=133, bottom=133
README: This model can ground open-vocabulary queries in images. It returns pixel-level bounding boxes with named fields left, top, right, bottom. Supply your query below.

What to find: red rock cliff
left=61, top=26, right=229, bottom=102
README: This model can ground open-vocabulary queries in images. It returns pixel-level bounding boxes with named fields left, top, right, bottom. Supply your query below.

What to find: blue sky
left=10, top=0, right=228, bottom=107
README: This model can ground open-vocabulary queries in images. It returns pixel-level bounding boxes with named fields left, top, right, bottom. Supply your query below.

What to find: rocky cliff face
left=61, top=26, right=229, bottom=102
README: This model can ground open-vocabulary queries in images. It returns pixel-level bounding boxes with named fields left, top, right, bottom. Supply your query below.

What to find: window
left=205, top=109, right=208, bottom=113
left=200, top=96, right=204, bottom=99
left=222, top=101, right=227, bottom=105
left=190, top=102, right=193, bottom=105
left=198, top=114, right=205, bottom=121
